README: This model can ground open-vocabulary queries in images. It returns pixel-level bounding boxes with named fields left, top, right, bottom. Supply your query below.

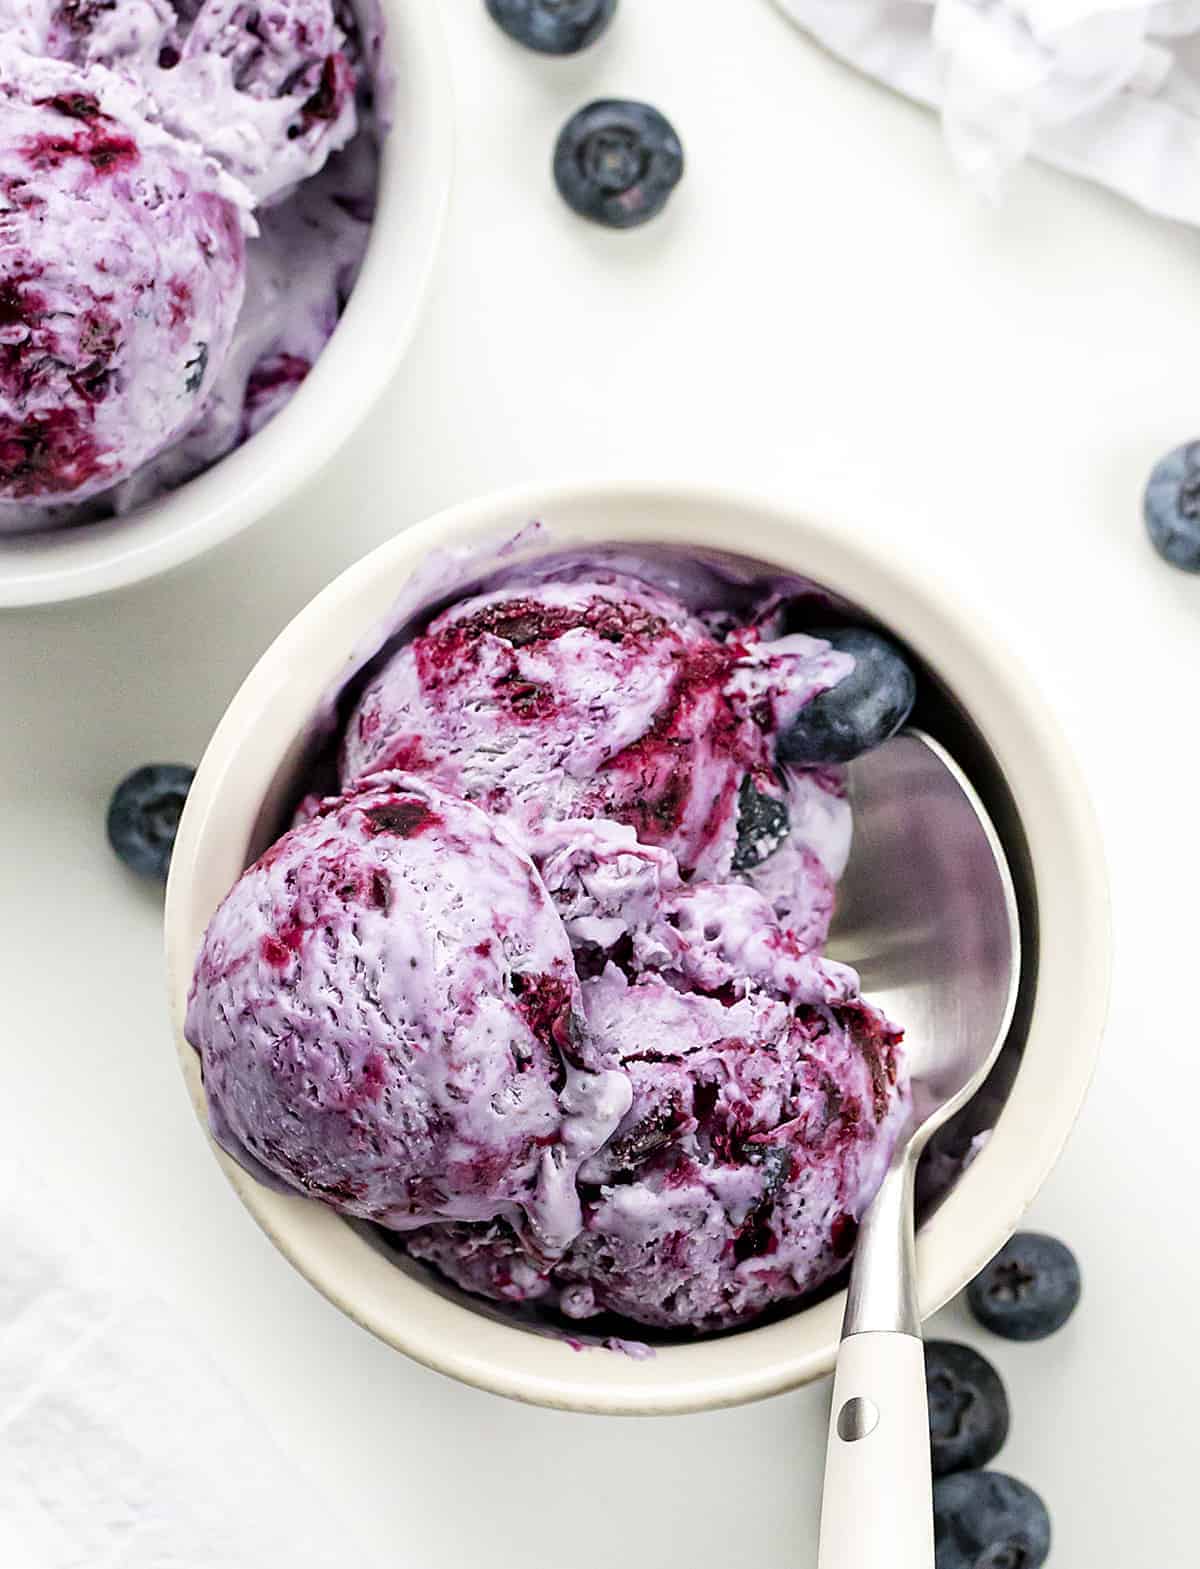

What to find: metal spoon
left=817, top=729, right=1022, bottom=1569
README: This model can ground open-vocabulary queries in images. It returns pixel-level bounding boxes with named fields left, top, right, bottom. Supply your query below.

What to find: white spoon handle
left=816, top=1330, right=934, bottom=1569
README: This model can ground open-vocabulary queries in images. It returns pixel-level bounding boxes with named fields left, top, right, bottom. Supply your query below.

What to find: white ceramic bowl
left=165, top=480, right=1110, bottom=1415
left=0, top=0, right=452, bottom=609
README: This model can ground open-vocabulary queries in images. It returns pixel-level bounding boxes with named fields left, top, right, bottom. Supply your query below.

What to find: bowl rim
left=0, top=0, right=454, bottom=609
left=164, top=477, right=1112, bottom=1415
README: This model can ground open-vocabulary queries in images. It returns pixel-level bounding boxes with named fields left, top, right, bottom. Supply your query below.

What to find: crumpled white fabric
left=0, top=1151, right=374, bottom=1569
left=775, top=0, right=1200, bottom=222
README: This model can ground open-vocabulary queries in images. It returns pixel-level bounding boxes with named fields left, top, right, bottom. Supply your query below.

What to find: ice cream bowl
left=0, top=0, right=452, bottom=609
left=165, top=480, right=1110, bottom=1415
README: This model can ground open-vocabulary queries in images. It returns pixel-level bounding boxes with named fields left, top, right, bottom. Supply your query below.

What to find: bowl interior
left=0, top=0, right=452, bottom=608
left=242, top=539, right=1041, bottom=1350
left=166, top=484, right=1107, bottom=1413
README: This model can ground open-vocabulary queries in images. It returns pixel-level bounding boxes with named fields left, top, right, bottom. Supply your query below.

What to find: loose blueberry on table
left=933, top=1471, right=1051, bottom=1569
left=967, top=1231, right=1081, bottom=1342
left=925, top=1340, right=1010, bottom=1477
left=107, top=764, right=194, bottom=881
left=1144, top=441, right=1200, bottom=571
left=777, top=627, right=916, bottom=765
left=486, top=0, right=618, bottom=55
left=554, top=100, right=684, bottom=228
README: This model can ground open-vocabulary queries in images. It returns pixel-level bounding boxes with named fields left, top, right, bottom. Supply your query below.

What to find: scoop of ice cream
left=0, top=52, right=245, bottom=509
left=180, top=1, right=349, bottom=96
left=185, top=773, right=632, bottom=1252
left=341, top=573, right=852, bottom=883
left=112, top=122, right=375, bottom=513
left=402, top=878, right=907, bottom=1331
left=404, top=943, right=906, bottom=1331
left=559, top=965, right=905, bottom=1330
left=4, top=1, right=361, bottom=204
left=743, top=767, right=852, bottom=950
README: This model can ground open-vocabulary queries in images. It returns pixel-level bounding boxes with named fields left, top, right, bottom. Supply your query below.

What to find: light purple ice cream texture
left=187, top=550, right=913, bottom=1333
left=0, top=1, right=383, bottom=531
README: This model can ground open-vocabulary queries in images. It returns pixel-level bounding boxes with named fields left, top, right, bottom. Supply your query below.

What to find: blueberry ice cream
left=186, top=773, right=632, bottom=1253
left=0, top=1, right=382, bottom=532
left=0, top=52, right=246, bottom=503
left=408, top=880, right=905, bottom=1331
left=188, top=548, right=915, bottom=1334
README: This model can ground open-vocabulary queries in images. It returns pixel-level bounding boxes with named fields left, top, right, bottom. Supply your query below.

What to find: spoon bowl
left=831, top=728, right=1022, bottom=1136
left=818, top=728, right=1021, bottom=1569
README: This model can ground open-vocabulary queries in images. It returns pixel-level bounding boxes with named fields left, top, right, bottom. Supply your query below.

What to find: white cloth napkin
left=775, top=0, right=1200, bottom=222
left=0, top=1152, right=372, bottom=1569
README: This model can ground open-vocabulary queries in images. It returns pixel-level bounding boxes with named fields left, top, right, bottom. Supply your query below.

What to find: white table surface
left=2, top=2, right=1197, bottom=1563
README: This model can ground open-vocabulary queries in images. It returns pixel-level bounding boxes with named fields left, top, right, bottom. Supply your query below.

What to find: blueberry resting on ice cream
left=777, top=626, right=916, bottom=766
left=341, top=572, right=853, bottom=889
left=189, top=553, right=920, bottom=1334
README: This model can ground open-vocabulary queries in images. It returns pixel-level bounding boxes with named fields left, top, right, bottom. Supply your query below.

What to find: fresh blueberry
left=486, top=0, right=617, bottom=55
left=731, top=774, right=790, bottom=872
left=934, top=1472, right=1050, bottom=1569
left=1144, top=441, right=1200, bottom=571
left=554, top=100, right=684, bottom=229
left=967, top=1232, right=1081, bottom=1342
left=106, top=764, right=194, bottom=881
left=925, top=1340, right=1010, bottom=1478
left=777, top=627, right=916, bottom=766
